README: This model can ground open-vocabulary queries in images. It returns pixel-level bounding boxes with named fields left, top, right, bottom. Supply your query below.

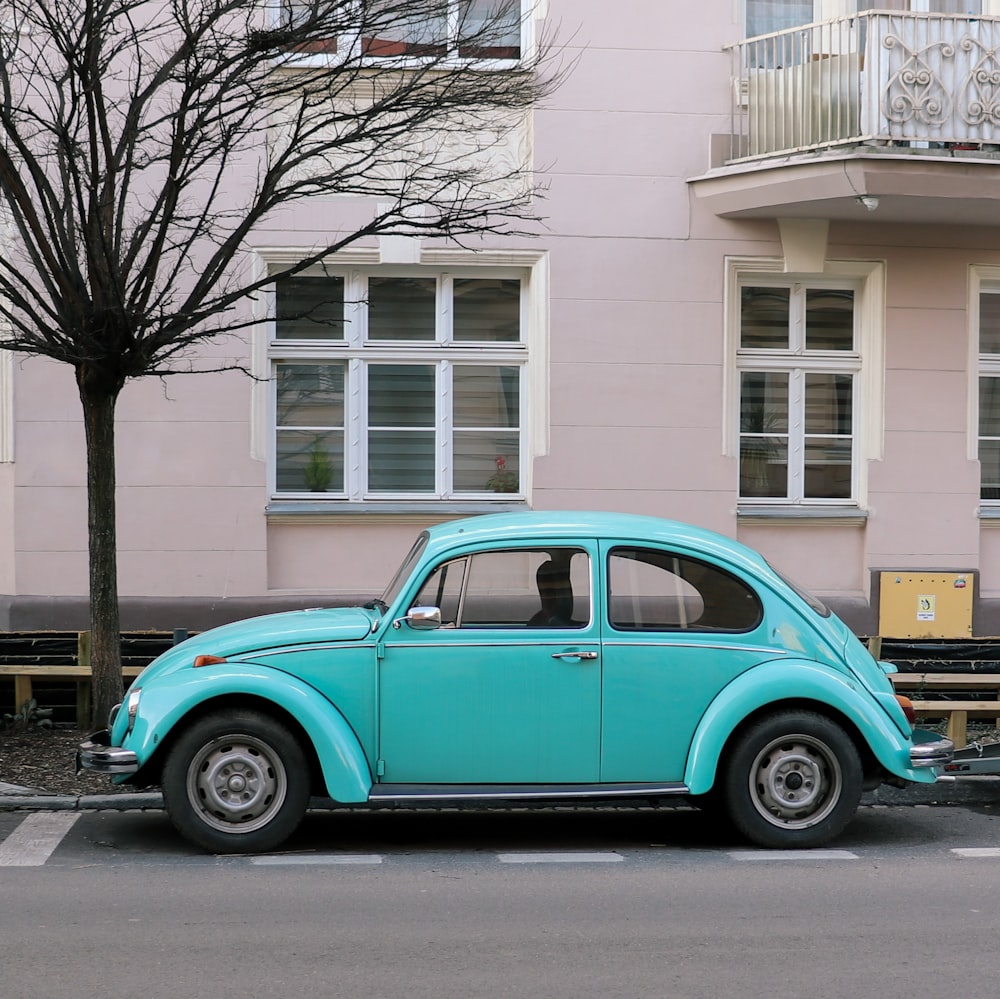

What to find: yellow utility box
left=878, top=571, right=974, bottom=639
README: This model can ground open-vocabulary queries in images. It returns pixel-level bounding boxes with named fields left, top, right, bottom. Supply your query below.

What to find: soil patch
left=0, top=727, right=142, bottom=795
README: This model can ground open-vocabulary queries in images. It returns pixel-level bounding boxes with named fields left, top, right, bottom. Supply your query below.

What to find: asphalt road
left=3, top=802, right=1000, bottom=998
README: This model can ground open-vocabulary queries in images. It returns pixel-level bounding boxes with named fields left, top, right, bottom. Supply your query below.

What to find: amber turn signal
left=895, top=694, right=917, bottom=727
left=193, top=654, right=228, bottom=668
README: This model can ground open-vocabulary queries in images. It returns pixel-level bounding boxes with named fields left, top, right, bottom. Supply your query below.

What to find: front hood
left=135, top=606, right=379, bottom=685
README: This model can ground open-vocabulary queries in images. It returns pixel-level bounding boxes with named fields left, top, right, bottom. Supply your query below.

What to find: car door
left=598, top=542, right=768, bottom=782
left=378, top=544, right=601, bottom=784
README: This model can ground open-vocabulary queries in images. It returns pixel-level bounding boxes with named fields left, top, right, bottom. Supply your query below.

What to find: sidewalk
left=2, top=776, right=999, bottom=812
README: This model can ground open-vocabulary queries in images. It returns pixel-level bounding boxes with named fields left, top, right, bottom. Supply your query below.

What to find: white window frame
left=0, top=347, right=10, bottom=464
left=725, top=256, right=885, bottom=511
left=256, top=248, right=548, bottom=506
left=743, top=0, right=991, bottom=37
left=745, top=0, right=816, bottom=39
left=277, top=0, right=535, bottom=70
left=0, top=207, right=11, bottom=463
left=970, top=266, right=1000, bottom=507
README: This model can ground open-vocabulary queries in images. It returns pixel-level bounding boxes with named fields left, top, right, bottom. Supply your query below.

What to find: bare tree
left=0, top=0, right=555, bottom=726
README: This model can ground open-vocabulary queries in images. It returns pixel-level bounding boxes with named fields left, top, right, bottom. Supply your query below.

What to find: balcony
left=690, top=12, right=1000, bottom=225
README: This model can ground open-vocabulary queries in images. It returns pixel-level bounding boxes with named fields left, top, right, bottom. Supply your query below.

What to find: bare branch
left=0, top=0, right=557, bottom=381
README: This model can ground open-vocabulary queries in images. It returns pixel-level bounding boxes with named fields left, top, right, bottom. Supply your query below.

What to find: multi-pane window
left=979, top=291, right=1000, bottom=500
left=283, top=1, right=523, bottom=61
left=751, top=0, right=922, bottom=39
left=364, top=0, right=521, bottom=58
left=746, top=0, right=815, bottom=38
left=737, top=283, right=859, bottom=503
left=745, top=0, right=982, bottom=38
left=272, top=270, right=525, bottom=500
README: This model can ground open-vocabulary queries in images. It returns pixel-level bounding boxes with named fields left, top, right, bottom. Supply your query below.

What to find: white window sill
left=737, top=505, right=868, bottom=527
left=266, top=500, right=528, bottom=525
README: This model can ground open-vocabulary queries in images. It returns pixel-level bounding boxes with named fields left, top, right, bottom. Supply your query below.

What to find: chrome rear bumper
left=909, top=733, right=955, bottom=769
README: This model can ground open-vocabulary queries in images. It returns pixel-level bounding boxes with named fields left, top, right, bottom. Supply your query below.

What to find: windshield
left=769, top=563, right=831, bottom=618
left=379, top=532, right=429, bottom=610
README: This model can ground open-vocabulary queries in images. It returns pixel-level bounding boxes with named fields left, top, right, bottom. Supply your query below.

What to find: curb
left=2, top=777, right=1000, bottom=813
left=0, top=792, right=163, bottom=811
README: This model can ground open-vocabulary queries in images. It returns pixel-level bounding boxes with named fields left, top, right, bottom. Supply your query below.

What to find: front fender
left=118, top=663, right=373, bottom=803
left=683, top=659, right=935, bottom=794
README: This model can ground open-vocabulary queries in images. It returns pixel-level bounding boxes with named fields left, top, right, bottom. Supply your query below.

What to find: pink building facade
left=4, top=0, right=1000, bottom=639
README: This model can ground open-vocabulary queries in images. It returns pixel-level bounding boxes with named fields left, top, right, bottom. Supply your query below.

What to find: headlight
left=126, top=687, right=142, bottom=735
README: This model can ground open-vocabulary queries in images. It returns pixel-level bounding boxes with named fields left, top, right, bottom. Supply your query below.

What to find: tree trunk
left=77, top=372, right=123, bottom=729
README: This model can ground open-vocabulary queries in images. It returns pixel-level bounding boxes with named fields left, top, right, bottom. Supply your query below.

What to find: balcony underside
left=690, top=148, right=1000, bottom=226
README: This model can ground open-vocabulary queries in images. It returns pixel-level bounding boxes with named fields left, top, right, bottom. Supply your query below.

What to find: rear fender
left=683, top=659, right=935, bottom=794
left=119, top=663, right=373, bottom=802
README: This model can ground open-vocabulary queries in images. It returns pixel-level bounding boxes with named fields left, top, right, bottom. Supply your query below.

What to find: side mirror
left=393, top=606, right=442, bottom=630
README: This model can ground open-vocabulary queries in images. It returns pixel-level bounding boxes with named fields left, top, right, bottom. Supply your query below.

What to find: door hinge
left=376, top=640, right=385, bottom=660
left=376, top=759, right=385, bottom=777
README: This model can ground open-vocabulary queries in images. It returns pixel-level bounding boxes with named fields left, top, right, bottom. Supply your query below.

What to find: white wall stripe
left=0, top=813, right=81, bottom=866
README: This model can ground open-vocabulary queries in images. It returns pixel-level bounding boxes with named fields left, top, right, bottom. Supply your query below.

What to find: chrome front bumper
left=909, top=733, right=955, bottom=769
left=76, top=730, right=139, bottom=775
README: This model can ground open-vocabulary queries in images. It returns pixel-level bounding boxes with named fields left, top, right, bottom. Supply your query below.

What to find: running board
left=366, top=782, right=689, bottom=804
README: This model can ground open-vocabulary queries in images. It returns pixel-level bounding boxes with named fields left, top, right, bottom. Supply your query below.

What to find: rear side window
left=607, top=548, right=762, bottom=632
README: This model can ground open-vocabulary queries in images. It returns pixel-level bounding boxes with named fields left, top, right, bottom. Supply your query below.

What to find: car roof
left=421, top=511, right=773, bottom=577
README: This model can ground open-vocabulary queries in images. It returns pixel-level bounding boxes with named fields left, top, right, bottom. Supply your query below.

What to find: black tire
left=723, top=711, right=862, bottom=849
left=162, top=709, right=310, bottom=854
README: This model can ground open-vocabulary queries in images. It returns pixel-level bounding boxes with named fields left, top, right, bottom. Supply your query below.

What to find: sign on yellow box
left=878, top=572, right=974, bottom=639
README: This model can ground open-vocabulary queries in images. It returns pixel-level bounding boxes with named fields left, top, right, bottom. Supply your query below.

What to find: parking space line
left=951, top=848, right=1000, bottom=858
left=0, top=813, right=81, bottom=866
left=728, top=849, right=859, bottom=861
left=251, top=854, right=383, bottom=866
left=498, top=852, right=624, bottom=864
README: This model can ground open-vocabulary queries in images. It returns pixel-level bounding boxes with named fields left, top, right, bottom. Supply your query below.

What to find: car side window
left=412, top=557, right=468, bottom=625
left=412, top=548, right=591, bottom=628
left=607, top=547, right=762, bottom=632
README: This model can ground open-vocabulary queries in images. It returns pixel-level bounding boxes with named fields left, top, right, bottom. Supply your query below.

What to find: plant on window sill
left=740, top=405, right=781, bottom=495
left=303, top=437, right=334, bottom=492
left=485, top=454, right=519, bottom=493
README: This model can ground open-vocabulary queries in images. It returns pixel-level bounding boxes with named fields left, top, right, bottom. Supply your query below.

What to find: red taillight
left=193, top=654, right=228, bottom=668
left=895, top=694, right=917, bottom=727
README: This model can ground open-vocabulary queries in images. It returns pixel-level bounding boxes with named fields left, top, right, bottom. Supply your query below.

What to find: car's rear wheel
left=723, top=711, right=862, bottom=849
left=162, top=710, right=309, bottom=854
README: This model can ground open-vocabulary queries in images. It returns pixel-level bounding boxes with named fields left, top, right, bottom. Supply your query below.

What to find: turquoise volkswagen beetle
left=79, top=511, right=952, bottom=853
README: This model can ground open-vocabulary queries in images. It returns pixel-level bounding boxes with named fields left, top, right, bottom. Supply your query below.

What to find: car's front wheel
left=723, top=711, right=862, bottom=849
left=162, top=710, right=310, bottom=854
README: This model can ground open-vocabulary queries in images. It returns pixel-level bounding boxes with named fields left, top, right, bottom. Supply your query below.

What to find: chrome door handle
left=551, top=650, right=598, bottom=661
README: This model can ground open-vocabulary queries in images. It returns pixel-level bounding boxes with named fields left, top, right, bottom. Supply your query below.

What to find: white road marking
left=251, top=854, right=383, bottom=866
left=0, top=813, right=81, bottom=866
left=729, top=849, right=859, bottom=861
left=951, top=848, right=1000, bottom=858
left=498, top=852, right=624, bottom=864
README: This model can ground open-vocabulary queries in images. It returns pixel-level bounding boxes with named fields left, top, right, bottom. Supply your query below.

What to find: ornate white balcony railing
left=726, top=12, right=1000, bottom=162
